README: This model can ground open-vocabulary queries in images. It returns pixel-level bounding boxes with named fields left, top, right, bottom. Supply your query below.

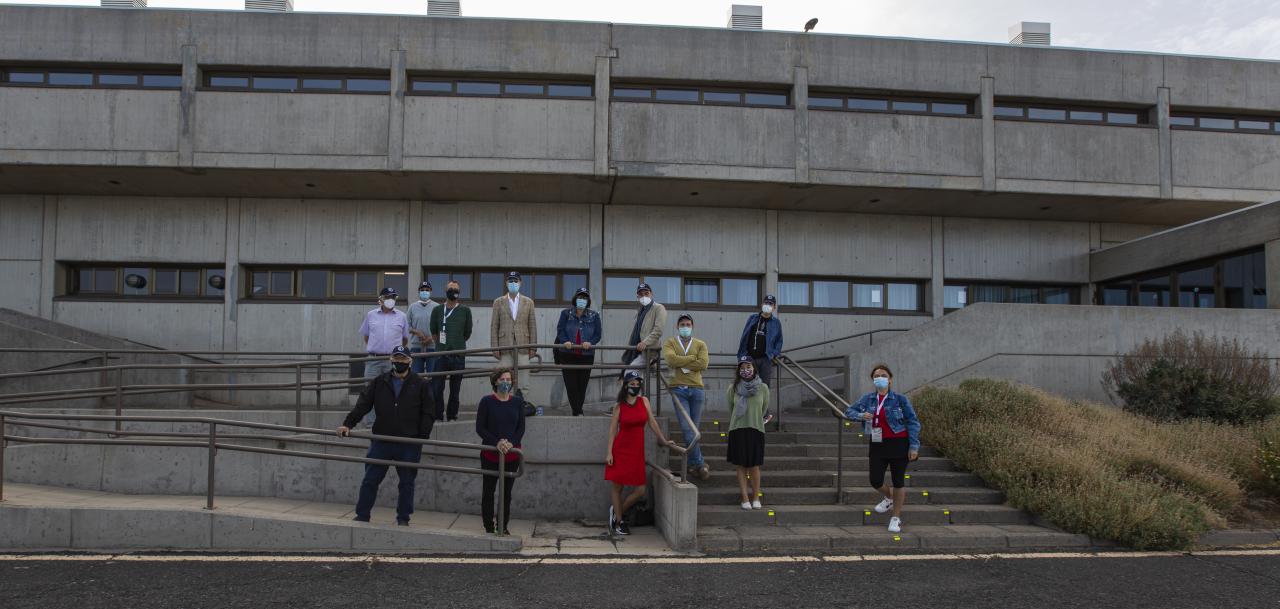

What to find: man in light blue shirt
left=359, top=287, right=409, bottom=425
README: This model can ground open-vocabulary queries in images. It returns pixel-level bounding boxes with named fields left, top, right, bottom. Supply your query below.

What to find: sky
left=5, top=0, right=1280, bottom=60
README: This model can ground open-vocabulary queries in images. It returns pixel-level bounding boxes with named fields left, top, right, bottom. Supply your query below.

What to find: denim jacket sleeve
left=899, top=393, right=922, bottom=453
left=735, top=315, right=756, bottom=359
left=586, top=311, right=602, bottom=345
left=767, top=318, right=783, bottom=359
left=554, top=309, right=571, bottom=344
left=844, top=393, right=870, bottom=421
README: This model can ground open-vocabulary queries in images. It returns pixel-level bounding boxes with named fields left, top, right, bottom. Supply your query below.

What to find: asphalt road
left=3, top=552, right=1279, bottom=609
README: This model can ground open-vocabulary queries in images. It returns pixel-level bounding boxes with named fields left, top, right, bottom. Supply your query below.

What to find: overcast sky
left=6, top=0, right=1280, bottom=60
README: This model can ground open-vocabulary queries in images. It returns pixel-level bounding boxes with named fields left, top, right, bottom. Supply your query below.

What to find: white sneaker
left=751, top=499, right=762, bottom=510
left=740, top=501, right=752, bottom=511
left=874, top=498, right=894, bottom=513
left=888, top=517, right=902, bottom=533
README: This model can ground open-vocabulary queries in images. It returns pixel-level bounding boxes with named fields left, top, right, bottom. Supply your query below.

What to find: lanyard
left=441, top=305, right=456, bottom=324
left=874, top=393, right=888, bottom=425
left=679, top=337, right=692, bottom=355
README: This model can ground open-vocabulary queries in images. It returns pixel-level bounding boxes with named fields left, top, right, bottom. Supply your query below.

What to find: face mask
left=507, top=282, right=520, bottom=294
left=382, top=298, right=396, bottom=308
left=873, top=377, right=890, bottom=390
left=740, top=368, right=755, bottom=380
left=392, top=361, right=411, bottom=374
left=639, top=296, right=652, bottom=307
left=761, top=304, right=774, bottom=315
left=419, top=291, right=431, bottom=301
left=575, top=298, right=588, bottom=309
left=496, top=381, right=512, bottom=394
left=678, top=326, right=693, bottom=338
left=626, top=385, right=642, bottom=397
left=446, top=288, right=460, bottom=301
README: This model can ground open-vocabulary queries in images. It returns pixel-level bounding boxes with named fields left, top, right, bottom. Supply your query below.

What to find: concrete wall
left=809, top=113, right=981, bottom=178
left=55, top=197, right=227, bottom=264
left=996, top=122, right=1160, bottom=190
left=0, top=196, right=44, bottom=315
left=944, top=218, right=1090, bottom=283
left=0, top=89, right=178, bottom=161
left=238, top=199, right=408, bottom=266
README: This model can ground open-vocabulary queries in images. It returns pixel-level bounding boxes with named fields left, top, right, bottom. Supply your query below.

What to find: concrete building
left=0, top=4, right=1278, bottom=407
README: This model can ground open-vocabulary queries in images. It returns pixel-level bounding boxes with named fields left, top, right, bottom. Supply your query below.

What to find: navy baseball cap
left=623, top=370, right=644, bottom=382
left=738, top=355, right=754, bottom=364
left=379, top=287, right=398, bottom=298
left=506, top=271, right=521, bottom=281
left=391, top=346, right=411, bottom=358
left=418, top=281, right=432, bottom=290
left=677, top=313, right=694, bottom=324
left=763, top=294, right=777, bottom=305
left=636, top=282, right=652, bottom=294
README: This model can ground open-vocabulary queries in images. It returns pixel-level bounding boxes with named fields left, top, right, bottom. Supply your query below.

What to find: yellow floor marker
left=893, top=535, right=902, bottom=542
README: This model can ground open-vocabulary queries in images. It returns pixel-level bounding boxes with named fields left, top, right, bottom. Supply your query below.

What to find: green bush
left=1103, top=331, right=1280, bottom=424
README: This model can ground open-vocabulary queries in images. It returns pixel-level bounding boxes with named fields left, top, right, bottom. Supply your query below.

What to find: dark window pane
left=205, top=269, right=225, bottom=296
left=1069, top=110, right=1103, bottom=122
left=611, top=88, right=651, bottom=99
left=605, top=276, right=639, bottom=301
left=1177, top=267, right=1215, bottom=308
left=562, top=274, right=587, bottom=302
left=1238, top=119, right=1270, bottom=130
left=253, top=76, right=298, bottom=91
left=548, top=84, right=592, bottom=97
left=180, top=269, right=200, bottom=295
left=302, top=78, right=343, bottom=90
left=969, top=285, right=1006, bottom=304
left=722, top=278, right=758, bottom=306
left=847, top=98, right=889, bottom=111
left=944, top=285, right=967, bottom=309
left=478, top=271, right=505, bottom=301
left=853, top=284, right=883, bottom=309
left=1043, top=286, right=1073, bottom=304
left=456, top=81, right=500, bottom=95
left=643, top=276, right=681, bottom=304
left=153, top=269, right=178, bottom=295
left=411, top=80, right=452, bottom=93
left=1107, top=112, right=1139, bottom=124
left=703, top=91, right=741, bottom=104
left=1199, top=117, right=1234, bottom=130
left=684, top=279, right=719, bottom=304
left=1169, top=115, right=1196, bottom=126
left=210, top=76, right=249, bottom=88
left=251, top=271, right=269, bottom=297
left=777, top=281, right=809, bottom=307
left=98, top=73, right=139, bottom=87
left=333, top=271, right=355, bottom=296
left=1009, top=287, right=1039, bottom=304
left=993, top=106, right=1023, bottom=118
left=931, top=102, right=968, bottom=115
left=356, top=271, right=378, bottom=296
left=812, top=281, right=849, bottom=308
left=346, top=78, right=390, bottom=93
left=1028, top=107, right=1067, bottom=121
left=123, top=267, right=149, bottom=296
left=1101, top=285, right=1131, bottom=306
left=1223, top=251, right=1267, bottom=308
left=655, top=89, right=698, bottom=102
left=892, top=100, right=928, bottom=112
left=7, top=71, right=44, bottom=84
left=528, top=273, right=556, bottom=301
left=807, top=96, right=844, bottom=109
left=382, top=271, right=408, bottom=298
left=504, top=83, right=545, bottom=96
left=93, top=268, right=118, bottom=293
left=77, top=268, right=94, bottom=292
left=427, top=272, right=473, bottom=301
left=299, top=269, right=328, bottom=299
left=270, top=271, right=293, bottom=296
left=887, top=284, right=919, bottom=311
left=142, top=74, right=181, bottom=88
left=1138, top=275, right=1172, bottom=307
left=48, top=72, right=92, bottom=86
left=745, top=92, right=787, bottom=106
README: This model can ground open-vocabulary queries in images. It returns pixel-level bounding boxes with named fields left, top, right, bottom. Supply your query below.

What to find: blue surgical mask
left=419, top=291, right=431, bottom=301
left=678, top=326, right=693, bottom=338
left=507, top=282, right=520, bottom=294
left=575, top=298, right=588, bottom=309
left=873, top=377, right=890, bottom=390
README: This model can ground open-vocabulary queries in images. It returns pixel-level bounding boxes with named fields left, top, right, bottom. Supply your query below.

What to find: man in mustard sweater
left=662, top=313, right=711, bottom=480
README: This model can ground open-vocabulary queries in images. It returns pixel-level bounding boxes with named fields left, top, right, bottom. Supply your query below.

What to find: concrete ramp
left=0, top=483, right=521, bottom=554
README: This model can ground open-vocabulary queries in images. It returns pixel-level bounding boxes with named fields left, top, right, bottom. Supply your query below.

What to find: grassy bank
left=914, top=379, right=1280, bottom=550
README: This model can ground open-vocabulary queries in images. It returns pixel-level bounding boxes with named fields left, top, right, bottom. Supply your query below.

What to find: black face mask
left=626, top=386, right=642, bottom=397
left=446, top=289, right=460, bottom=301
left=392, top=361, right=411, bottom=374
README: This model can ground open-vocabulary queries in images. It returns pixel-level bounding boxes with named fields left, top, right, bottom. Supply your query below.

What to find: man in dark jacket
left=336, top=346, right=436, bottom=525
left=736, top=294, right=784, bottom=386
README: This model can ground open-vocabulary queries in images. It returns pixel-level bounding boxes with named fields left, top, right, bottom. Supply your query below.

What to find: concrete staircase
left=668, top=409, right=1097, bottom=553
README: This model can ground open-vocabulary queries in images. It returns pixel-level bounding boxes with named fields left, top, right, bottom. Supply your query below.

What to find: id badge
left=870, top=426, right=883, bottom=443
left=438, top=330, right=447, bottom=345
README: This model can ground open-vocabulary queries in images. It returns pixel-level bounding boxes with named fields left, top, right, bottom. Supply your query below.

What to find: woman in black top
left=475, top=368, right=526, bottom=534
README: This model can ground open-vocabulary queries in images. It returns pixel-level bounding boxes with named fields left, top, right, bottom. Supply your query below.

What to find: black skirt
left=726, top=428, right=765, bottom=467
left=868, top=436, right=910, bottom=460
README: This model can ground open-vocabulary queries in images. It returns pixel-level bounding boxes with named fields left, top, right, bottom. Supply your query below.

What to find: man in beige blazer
left=491, top=271, right=538, bottom=398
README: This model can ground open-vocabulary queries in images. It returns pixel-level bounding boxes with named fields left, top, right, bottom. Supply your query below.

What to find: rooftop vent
left=1008, top=22, right=1051, bottom=46
left=245, top=0, right=293, bottom=11
left=728, top=4, right=763, bottom=30
left=428, top=0, right=461, bottom=16
left=101, top=0, right=146, bottom=6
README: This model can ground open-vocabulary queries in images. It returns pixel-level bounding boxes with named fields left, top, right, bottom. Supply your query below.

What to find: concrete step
left=666, top=418, right=842, bottom=433
left=694, top=470, right=985, bottom=488
left=695, top=486, right=1005, bottom=506
left=698, top=431, right=887, bottom=444
left=697, top=504, right=1033, bottom=527
left=670, top=455, right=957, bottom=472
left=699, top=523, right=1097, bottom=553
left=697, top=443, right=941, bottom=458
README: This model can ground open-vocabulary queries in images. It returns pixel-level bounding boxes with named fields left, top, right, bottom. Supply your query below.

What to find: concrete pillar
left=589, top=204, right=604, bottom=301
left=178, top=45, right=197, bottom=168
left=1267, top=239, right=1280, bottom=310
left=979, top=77, right=996, bottom=192
left=38, top=197, right=57, bottom=320
left=387, top=49, right=407, bottom=171
left=930, top=217, right=945, bottom=318
left=765, top=209, right=779, bottom=297
left=222, top=199, right=241, bottom=351
left=593, top=52, right=615, bottom=178
left=792, top=66, right=809, bottom=183
left=1156, top=87, right=1173, bottom=199
left=407, top=200, right=423, bottom=294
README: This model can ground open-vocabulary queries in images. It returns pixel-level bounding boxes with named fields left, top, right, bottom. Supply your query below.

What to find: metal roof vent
left=428, top=0, right=461, bottom=16
left=101, top=0, right=147, bottom=6
left=728, top=4, right=763, bottom=30
left=1009, top=22, right=1051, bottom=45
left=245, top=0, right=293, bottom=11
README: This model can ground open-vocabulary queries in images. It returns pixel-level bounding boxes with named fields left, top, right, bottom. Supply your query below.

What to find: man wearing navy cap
left=491, top=271, right=538, bottom=399
left=358, top=287, right=409, bottom=426
left=623, top=282, right=667, bottom=371
left=737, top=293, right=784, bottom=386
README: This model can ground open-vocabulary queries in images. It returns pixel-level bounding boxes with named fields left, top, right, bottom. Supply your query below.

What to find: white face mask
left=639, top=296, right=652, bottom=307
left=382, top=298, right=396, bottom=308
left=762, top=304, right=774, bottom=315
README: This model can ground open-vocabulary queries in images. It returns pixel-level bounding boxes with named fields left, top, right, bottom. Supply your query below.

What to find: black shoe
left=396, top=520, right=409, bottom=526
left=485, top=525, right=495, bottom=534
left=352, top=516, right=370, bottom=523
left=614, top=520, right=631, bottom=536
left=502, top=528, right=510, bottom=535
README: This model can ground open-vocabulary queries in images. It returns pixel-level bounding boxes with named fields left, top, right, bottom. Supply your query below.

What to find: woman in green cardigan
left=726, top=355, right=770, bottom=510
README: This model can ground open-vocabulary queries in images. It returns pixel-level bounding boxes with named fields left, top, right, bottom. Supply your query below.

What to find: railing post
left=206, top=421, right=216, bottom=510
left=774, top=358, right=783, bottom=432
left=510, top=346, right=521, bottom=399
left=496, top=453, right=506, bottom=536
left=653, top=354, right=662, bottom=417
left=843, top=354, right=853, bottom=403
left=835, top=415, right=845, bottom=504
left=0, top=414, right=6, bottom=503
left=114, top=368, right=123, bottom=433
left=294, top=364, right=303, bottom=427
left=98, top=352, right=109, bottom=410
left=314, top=355, right=323, bottom=410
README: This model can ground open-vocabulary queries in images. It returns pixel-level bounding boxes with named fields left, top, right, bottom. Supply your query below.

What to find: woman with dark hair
left=844, top=363, right=921, bottom=533
left=555, top=286, right=602, bottom=416
left=475, top=368, right=526, bottom=534
left=604, top=370, right=675, bottom=536
left=726, top=356, right=770, bottom=510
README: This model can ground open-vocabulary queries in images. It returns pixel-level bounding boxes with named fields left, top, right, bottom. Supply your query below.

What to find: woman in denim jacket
left=844, top=364, right=921, bottom=533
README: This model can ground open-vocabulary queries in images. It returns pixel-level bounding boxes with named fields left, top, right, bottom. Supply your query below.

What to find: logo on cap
left=636, top=282, right=652, bottom=294
left=391, top=346, right=411, bottom=357
left=379, top=287, right=398, bottom=297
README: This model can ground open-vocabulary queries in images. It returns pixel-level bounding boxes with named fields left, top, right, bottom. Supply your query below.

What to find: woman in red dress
left=605, top=370, right=675, bottom=536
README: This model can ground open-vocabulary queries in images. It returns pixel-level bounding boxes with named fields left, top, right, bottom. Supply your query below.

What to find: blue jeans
left=354, top=439, right=424, bottom=523
left=670, top=386, right=706, bottom=467
left=410, top=346, right=438, bottom=376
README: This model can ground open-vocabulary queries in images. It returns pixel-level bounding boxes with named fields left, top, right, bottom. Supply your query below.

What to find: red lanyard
left=874, top=394, right=888, bottom=426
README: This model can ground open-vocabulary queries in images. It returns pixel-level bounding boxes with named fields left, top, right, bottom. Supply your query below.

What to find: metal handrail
left=652, top=373, right=702, bottom=483
left=774, top=355, right=856, bottom=504
left=0, top=409, right=524, bottom=535
left=780, top=328, right=910, bottom=355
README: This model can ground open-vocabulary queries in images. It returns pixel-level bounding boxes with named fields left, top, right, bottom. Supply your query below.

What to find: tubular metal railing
left=774, top=354, right=857, bottom=503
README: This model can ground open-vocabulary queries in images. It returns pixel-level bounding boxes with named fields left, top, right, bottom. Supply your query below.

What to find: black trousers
left=558, top=351, right=594, bottom=416
left=869, top=438, right=911, bottom=489
left=752, top=356, right=774, bottom=386
left=433, top=355, right=465, bottom=421
left=481, top=457, right=518, bottom=532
